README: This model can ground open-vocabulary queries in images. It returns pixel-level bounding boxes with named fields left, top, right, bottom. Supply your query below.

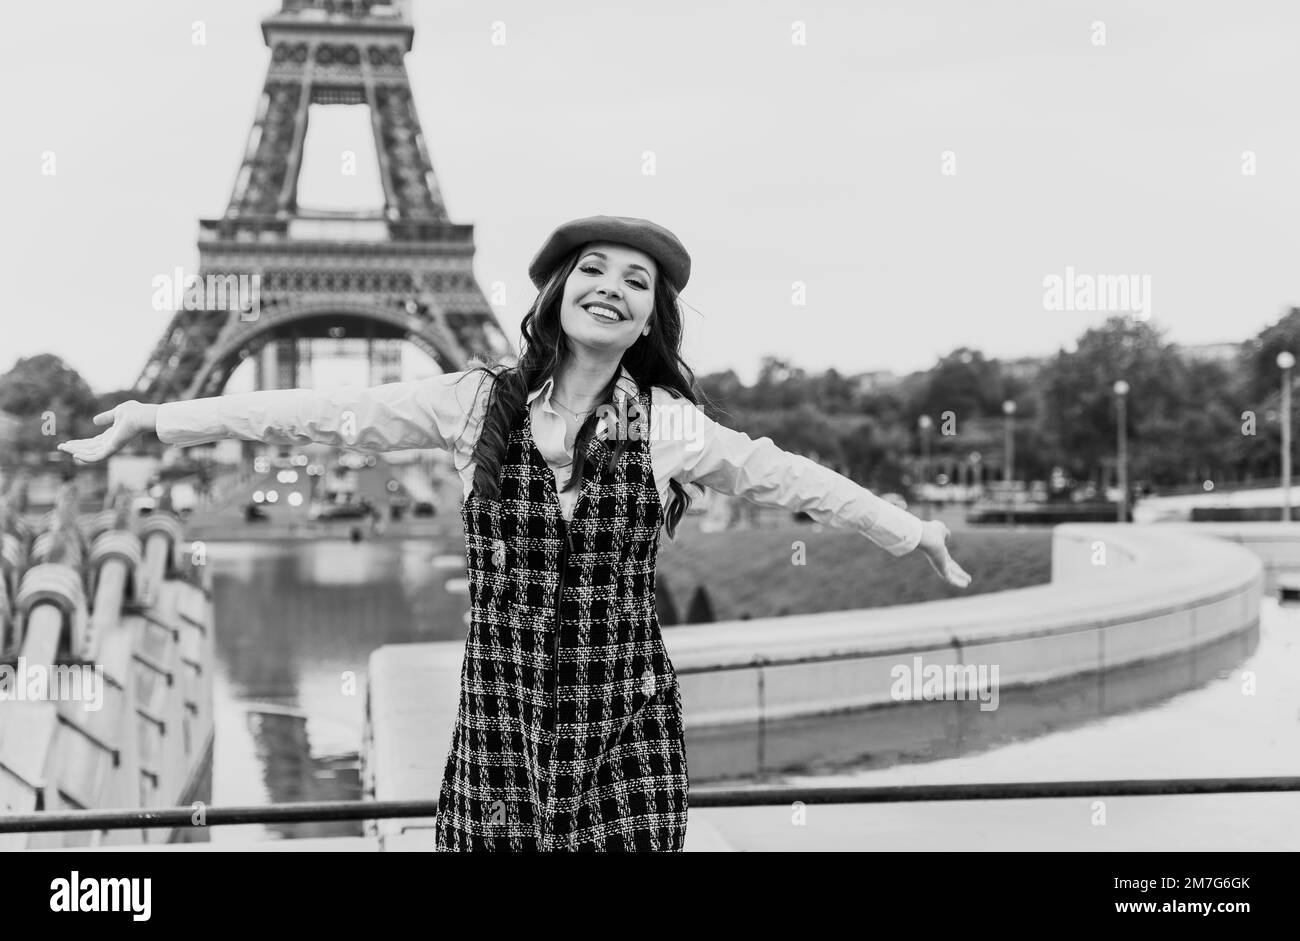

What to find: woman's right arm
left=155, top=371, right=489, bottom=451
left=59, top=370, right=493, bottom=463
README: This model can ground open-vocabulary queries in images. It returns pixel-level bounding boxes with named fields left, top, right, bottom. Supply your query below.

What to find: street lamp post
left=1278, top=352, right=1295, bottom=522
left=1002, top=399, right=1016, bottom=525
left=1113, top=380, right=1129, bottom=523
left=918, top=415, right=933, bottom=518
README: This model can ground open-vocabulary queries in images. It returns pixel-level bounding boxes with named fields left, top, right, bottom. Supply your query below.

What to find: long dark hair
left=455, top=244, right=704, bottom=538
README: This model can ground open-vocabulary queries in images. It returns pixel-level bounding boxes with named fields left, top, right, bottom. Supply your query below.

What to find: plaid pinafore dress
left=433, top=387, right=690, bottom=851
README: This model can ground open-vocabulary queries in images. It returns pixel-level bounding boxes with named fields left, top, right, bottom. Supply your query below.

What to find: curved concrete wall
left=364, top=521, right=1271, bottom=842
left=1151, top=521, right=1300, bottom=592
left=670, top=523, right=1264, bottom=727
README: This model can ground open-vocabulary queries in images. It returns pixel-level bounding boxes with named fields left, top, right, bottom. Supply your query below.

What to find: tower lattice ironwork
left=134, top=0, right=510, bottom=403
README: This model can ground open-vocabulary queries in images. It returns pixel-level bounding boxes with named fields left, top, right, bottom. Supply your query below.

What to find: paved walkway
left=687, top=793, right=1300, bottom=851
left=36, top=792, right=1300, bottom=851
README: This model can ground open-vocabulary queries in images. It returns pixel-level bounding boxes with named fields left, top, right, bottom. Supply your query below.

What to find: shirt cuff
left=156, top=398, right=224, bottom=447
left=867, top=500, right=925, bottom=557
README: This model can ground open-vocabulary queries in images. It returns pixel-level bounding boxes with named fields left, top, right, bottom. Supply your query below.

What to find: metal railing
left=2, top=775, right=1298, bottom=834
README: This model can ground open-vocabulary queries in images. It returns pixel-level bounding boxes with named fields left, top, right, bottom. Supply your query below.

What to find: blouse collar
left=526, top=365, right=639, bottom=408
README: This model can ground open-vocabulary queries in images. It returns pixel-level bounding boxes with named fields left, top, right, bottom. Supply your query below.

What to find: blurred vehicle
left=244, top=501, right=268, bottom=522
left=308, top=498, right=371, bottom=521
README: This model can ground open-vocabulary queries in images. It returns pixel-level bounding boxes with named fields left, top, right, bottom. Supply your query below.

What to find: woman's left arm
left=657, top=395, right=971, bottom=588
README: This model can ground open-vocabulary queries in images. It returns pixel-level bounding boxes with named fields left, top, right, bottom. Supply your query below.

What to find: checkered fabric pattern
left=434, top=388, right=690, bottom=851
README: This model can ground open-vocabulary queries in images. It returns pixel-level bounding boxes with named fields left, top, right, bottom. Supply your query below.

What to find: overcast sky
left=2, top=0, right=1297, bottom=394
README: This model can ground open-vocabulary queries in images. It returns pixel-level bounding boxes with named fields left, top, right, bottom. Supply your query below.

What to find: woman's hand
left=917, top=519, right=972, bottom=589
left=57, top=401, right=159, bottom=464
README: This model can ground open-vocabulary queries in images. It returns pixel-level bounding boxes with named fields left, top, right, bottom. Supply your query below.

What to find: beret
left=528, top=215, right=691, bottom=292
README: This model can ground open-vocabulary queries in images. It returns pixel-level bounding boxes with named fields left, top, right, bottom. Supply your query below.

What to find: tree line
left=693, top=309, right=1300, bottom=497
left=4, top=308, right=1300, bottom=497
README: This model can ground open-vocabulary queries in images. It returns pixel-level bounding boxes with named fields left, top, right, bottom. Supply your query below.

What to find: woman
left=59, top=214, right=971, bottom=852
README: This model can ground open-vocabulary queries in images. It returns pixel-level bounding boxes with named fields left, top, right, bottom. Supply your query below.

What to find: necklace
left=551, top=396, right=597, bottom=420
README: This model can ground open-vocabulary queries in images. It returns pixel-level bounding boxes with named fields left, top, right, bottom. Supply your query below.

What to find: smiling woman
left=558, top=244, right=657, bottom=341
left=56, top=213, right=970, bottom=853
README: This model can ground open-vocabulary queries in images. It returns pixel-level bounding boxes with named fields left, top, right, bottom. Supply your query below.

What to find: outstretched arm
left=58, top=370, right=493, bottom=463
left=660, top=395, right=971, bottom=588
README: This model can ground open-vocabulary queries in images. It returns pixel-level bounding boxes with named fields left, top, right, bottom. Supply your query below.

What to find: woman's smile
left=582, top=301, right=625, bottom=324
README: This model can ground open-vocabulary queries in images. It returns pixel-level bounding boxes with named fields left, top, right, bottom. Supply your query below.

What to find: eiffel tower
left=134, top=0, right=509, bottom=403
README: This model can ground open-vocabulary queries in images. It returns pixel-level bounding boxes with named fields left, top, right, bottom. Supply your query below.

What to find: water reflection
left=206, top=534, right=1296, bottom=841
left=705, top=599, right=1297, bottom=789
left=246, top=708, right=362, bottom=839
left=691, top=621, right=1261, bottom=783
left=207, top=537, right=469, bottom=843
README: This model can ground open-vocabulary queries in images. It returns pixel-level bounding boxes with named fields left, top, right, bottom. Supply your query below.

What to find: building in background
left=852, top=370, right=899, bottom=395
left=998, top=355, right=1048, bottom=384
left=1172, top=340, right=1242, bottom=365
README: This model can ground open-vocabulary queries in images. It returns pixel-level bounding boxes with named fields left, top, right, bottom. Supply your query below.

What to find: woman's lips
left=583, top=303, right=623, bottom=323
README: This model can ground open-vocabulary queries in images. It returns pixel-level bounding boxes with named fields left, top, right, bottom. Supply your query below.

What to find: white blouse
left=155, top=365, right=925, bottom=557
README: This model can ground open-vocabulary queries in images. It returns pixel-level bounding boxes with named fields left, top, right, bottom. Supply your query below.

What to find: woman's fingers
left=920, top=521, right=972, bottom=589
left=58, top=427, right=117, bottom=463
left=57, top=402, right=148, bottom=463
left=59, top=410, right=114, bottom=462
left=945, top=555, right=972, bottom=588
left=57, top=438, right=96, bottom=463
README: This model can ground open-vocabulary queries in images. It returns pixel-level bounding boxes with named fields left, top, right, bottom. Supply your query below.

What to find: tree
left=740, top=402, right=845, bottom=470
left=1230, top=308, right=1300, bottom=482
left=838, top=415, right=910, bottom=492
left=685, top=585, right=715, bottom=624
left=1040, top=317, right=1195, bottom=487
left=0, top=355, right=100, bottom=454
left=697, top=369, right=746, bottom=415
left=912, top=348, right=1005, bottom=425
left=1173, top=358, right=1245, bottom=485
left=752, top=356, right=808, bottom=410
left=1242, top=307, right=1300, bottom=405
left=812, top=368, right=859, bottom=414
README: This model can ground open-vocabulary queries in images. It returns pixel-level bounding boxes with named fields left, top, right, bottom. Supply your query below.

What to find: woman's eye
left=580, top=265, right=647, bottom=290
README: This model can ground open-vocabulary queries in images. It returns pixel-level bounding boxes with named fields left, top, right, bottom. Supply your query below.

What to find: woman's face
left=558, top=241, right=656, bottom=354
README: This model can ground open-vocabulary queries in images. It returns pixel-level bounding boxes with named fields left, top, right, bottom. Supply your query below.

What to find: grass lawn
left=655, top=515, right=1052, bottom=624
